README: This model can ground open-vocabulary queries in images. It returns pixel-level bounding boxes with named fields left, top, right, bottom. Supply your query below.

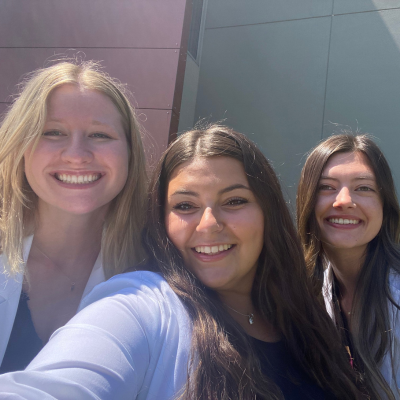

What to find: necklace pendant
left=248, top=314, right=254, bottom=325
left=71, top=283, right=76, bottom=292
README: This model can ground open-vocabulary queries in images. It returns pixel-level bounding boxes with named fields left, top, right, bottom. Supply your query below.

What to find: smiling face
left=24, top=84, right=129, bottom=216
left=165, top=156, right=264, bottom=295
left=314, top=151, right=383, bottom=256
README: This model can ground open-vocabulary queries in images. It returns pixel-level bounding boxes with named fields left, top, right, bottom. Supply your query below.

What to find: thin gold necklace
left=225, top=304, right=255, bottom=325
left=33, top=244, right=77, bottom=292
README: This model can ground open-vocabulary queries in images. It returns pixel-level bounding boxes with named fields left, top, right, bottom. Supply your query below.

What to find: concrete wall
left=193, top=1, right=400, bottom=207
left=0, top=0, right=192, bottom=166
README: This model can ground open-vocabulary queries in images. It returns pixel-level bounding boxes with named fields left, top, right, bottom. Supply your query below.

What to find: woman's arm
left=0, top=271, right=191, bottom=400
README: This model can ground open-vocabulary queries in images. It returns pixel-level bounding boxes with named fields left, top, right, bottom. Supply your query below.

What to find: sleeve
left=0, top=275, right=163, bottom=400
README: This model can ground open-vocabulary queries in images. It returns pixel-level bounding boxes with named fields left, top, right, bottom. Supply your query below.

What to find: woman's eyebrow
left=319, top=175, right=376, bottom=181
left=170, top=189, right=199, bottom=197
left=170, top=184, right=251, bottom=197
left=219, top=184, right=251, bottom=194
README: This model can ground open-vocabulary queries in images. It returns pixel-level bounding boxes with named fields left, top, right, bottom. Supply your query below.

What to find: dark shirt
left=0, top=292, right=43, bottom=374
left=253, top=338, right=335, bottom=399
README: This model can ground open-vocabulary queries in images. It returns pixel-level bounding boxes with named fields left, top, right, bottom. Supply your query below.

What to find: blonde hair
left=0, top=61, right=147, bottom=278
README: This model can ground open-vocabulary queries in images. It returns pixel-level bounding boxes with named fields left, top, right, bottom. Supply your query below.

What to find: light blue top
left=0, top=271, right=192, bottom=400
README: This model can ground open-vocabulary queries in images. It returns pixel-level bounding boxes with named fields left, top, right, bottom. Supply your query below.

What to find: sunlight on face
left=315, top=151, right=383, bottom=256
left=24, top=84, right=129, bottom=217
left=165, top=156, right=264, bottom=295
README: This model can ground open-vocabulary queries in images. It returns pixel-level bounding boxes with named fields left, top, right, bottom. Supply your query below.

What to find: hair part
left=297, top=132, right=400, bottom=399
left=0, top=60, right=147, bottom=278
left=144, top=125, right=360, bottom=399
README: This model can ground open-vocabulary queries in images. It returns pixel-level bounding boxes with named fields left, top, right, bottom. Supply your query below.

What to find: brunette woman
left=0, top=126, right=360, bottom=399
left=0, top=61, right=147, bottom=373
left=297, top=133, right=400, bottom=399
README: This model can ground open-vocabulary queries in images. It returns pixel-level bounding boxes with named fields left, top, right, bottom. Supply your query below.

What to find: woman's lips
left=191, top=244, right=236, bottom=261
left=325, top=217, right=362, bottom=229
left=51, top=172, right=104, bottom=188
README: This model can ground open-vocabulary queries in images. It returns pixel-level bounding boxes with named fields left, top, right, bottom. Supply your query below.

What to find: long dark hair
left=297, top=133, right=400, bottom=399
left=144, top=125, right=360, bottom=399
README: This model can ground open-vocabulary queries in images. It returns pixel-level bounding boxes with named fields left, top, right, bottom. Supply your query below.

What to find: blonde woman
left=0, top=61, right=147, bottom=373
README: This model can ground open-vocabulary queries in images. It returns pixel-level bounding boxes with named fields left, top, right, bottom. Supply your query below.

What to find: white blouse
left=0, top=271, right=193, bottom=400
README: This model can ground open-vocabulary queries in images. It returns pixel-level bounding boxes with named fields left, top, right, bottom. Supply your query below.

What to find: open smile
left=327, top=217, right=361, bottom=225
left=54, top=173, right=102, bottom=185
left=193, top=244, right=235, bottom=256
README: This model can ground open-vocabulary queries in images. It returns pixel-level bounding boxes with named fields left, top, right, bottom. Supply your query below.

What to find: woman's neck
left=218, top=291, right=280, bottom=342
left=31, top=203, right=105, bottom=276
left=323, top=245, right=365, bottom=311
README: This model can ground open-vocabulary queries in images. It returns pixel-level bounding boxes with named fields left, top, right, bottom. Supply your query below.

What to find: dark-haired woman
left=0, top=126, right=361, bottom=399
left=297, top=133, right=400, bottom=399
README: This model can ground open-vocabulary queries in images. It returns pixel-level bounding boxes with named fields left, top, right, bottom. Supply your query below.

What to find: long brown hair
left=297, top=133, right=400, bottom=399
left=144, top=125, right=360, bottom=399
left=0, top=60, right=147, bottom=278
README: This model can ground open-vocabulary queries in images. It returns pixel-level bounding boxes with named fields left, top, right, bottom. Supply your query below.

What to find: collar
left=322, top=262, right=336, bottom=323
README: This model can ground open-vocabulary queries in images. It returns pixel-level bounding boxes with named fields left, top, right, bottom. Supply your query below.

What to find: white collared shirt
left=0, top=235, right=106, bottom=367
left=322, top=263, right=400, bottom=398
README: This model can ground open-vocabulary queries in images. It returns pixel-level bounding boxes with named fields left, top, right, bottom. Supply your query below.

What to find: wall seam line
left=204, top=6, right=400, bottom=31
left=205, top=14, right=331, bottom=30
left=321, top=3, right=335, bottom=140
left=0, top=47, right=180, bottom=50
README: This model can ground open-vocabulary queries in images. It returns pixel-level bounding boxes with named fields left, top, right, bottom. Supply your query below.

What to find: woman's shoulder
left=80, top=270, right=174, bottom=309
left=78, top=270, right=190, bottom=333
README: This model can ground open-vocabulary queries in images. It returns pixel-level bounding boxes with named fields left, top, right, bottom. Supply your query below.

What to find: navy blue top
left=0, top=292, right=43, bottom=374
left=253, top=338, right=335, bottom=399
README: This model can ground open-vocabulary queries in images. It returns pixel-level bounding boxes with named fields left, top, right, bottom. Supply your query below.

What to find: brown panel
left=0, top=0, right=186, bottom=49
left=137, top=109, right=172, bottom=168
left=0, top=48, right=179, bottom=109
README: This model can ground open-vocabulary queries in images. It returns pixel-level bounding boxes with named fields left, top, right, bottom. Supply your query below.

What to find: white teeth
left=56, top=173, right=101, bottom=184
left=194, top=244, right=233, bottom=254
left=328, top=218, right=359, bottom=225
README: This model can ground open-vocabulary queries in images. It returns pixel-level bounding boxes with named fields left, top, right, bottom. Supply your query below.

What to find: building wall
left=193, top=0, right=400, bottom=207
left=0, top=0, right=191, bottom=166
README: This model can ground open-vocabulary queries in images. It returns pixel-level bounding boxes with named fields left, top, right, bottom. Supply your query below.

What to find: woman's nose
left=333, top=187, right=355, bottom=209
left=61, top=136, right=93, bottom=164
left=196, top=207, right=223, bottom=233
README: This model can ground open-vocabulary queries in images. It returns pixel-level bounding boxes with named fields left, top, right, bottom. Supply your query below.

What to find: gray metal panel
left=323, top=10, right=400, bottom=187
left=0, top=48, right=179, bottom=109
left=195, top=17, right=331, bottom=203
left=178, top=55, right=200, bottom=132
left=205, top=0, right=332, bottom=28
left=333, top=0, right=400, bottom=14
left=0, top=0, right=186, bottom=48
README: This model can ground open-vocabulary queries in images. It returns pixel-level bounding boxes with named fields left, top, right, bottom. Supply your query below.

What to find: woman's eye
left=42, top=130, right=64, bottom=137
left=356, top=186, right=374, bottom=192
left=90, top=132, right=112, bottom=139
left=318, top=184, right=334, bottom=191
left=225, top=197, right=248, bottom=206
left=172, top=202, right=196, bottom=212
